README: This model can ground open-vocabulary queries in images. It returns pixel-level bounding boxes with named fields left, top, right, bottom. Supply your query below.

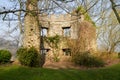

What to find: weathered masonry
left=39, top=14, right=97, bottom=62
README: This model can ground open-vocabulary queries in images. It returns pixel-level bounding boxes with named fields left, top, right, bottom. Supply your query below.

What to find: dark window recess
left=41, top=27, right=48, bottom=37
left=62, top=27, right=71, bottom=37
left=62, top=48, right=71, bottom=56
left=40, top=48, right=50, bottom=55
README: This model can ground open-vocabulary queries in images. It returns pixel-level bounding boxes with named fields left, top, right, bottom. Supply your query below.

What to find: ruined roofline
left=39, top=13, right=84, bottom=22
left=39, top=14, right=71, bottom=19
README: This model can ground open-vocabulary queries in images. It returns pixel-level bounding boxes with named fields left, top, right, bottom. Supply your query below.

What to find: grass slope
left=0, top=64, right=120, bottom=80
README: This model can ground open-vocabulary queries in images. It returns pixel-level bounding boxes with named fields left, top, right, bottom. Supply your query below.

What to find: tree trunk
left=23, top=0, right=40, bottom=51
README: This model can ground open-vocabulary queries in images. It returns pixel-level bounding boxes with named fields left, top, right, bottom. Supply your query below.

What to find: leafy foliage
left=75, top=6, right=96, bottom=27
left=118, top=52, right=120, bottom=58
left=0, top=49, right=11, bottom=64
left=17, top=47, right=41, bottom=67
left=72, top=51, right=105, bottom=67
left=75, top=6, right=85, bottom=14
left=16, top=47, right=27, bottom=56
left=45, top=35, right=60, bottom=48
left=45, top=35, right=60, bottom=62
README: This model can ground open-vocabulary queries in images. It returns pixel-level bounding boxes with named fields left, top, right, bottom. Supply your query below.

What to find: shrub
left=16, top=47, right=27, bottom=56
left=17, top=47, right=41, bottom=67
left=72, top=51, right=105, bottom=67
left=118, top=52, right=120, bottom=58
left=0, top=50, right=11, bottom=64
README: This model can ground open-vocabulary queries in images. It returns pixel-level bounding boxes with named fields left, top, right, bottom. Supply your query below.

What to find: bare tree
left=97, top=11, right=120, bottom=53
left=109, top=0, right=120, bottom=23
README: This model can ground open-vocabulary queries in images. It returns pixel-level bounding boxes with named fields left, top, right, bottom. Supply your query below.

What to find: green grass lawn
left=0, top=63, right=120, bottom=80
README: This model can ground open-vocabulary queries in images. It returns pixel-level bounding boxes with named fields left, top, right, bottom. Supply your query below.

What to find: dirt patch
left=43, top=61, right=81, bottom=69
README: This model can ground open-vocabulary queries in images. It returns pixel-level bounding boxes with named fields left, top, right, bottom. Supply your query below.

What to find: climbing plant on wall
left=75, top=6, right=96, bottom=27
left=45, top=35, right=61, bottom=62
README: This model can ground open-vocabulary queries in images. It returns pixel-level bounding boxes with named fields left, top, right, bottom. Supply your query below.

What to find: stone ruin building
left=22, top=0, right=96, bottom=63
left=38, top=14, right=97, bottom=62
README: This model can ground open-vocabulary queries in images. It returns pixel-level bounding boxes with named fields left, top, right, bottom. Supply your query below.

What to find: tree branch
left=109, top=0, right=120, bottom=24
left=114, top=4, right=120, bottom=7
left=0, top=9, right=26, bottom=15
left=83, top=0, right=99, bottom=14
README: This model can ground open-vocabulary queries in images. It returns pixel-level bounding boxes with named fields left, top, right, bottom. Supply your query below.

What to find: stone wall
left=39, top=14, right=97, bottom=62
left=39, top=14, right=80, bottom=38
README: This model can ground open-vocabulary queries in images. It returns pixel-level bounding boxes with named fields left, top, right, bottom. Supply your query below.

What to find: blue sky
left=0, top=0, right=20, bottom=39
left=0, top=0, right=15, bottom=9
